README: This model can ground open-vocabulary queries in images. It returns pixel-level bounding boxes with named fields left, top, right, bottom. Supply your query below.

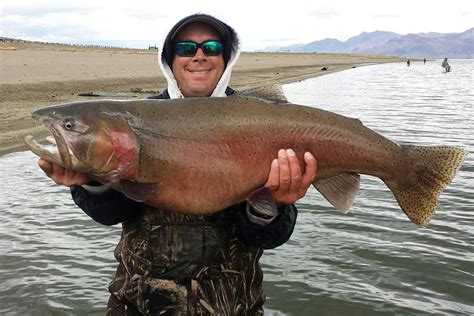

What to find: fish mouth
left=25, top=134, right=63, bottom=167
left=25, top=116, right=76, bottom=170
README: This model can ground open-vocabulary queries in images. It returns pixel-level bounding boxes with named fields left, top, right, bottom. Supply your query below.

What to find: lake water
left=1, top=59, right=473, bottom=315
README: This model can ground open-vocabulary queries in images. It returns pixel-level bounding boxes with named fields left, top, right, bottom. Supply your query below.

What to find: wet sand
left=0, top=40, right=403, bottom=155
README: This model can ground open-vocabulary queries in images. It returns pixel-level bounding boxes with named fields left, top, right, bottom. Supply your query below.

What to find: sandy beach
left=0, top=40, right=403, bottom=155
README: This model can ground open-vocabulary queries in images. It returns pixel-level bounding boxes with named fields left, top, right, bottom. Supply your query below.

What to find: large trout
left=25, top=94, right=467, bottom=227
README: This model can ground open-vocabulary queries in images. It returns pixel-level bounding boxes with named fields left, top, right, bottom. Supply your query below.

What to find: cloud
left=1, top=1, right=105, bottom=41
left=2, top=3, right=100, bottom=17
left=459, top=9, right=472, bottom=16
left=1, top=0, right=473, bottom=50
left=0, top=1, right=164, bottom=42
left=125, top=9, right=169, bottom=21
left=1, top=14, right=97, bottom=41
left=260, top=38, right=299, bottom=42
left=372, top=13, right=400, bottom=19
left=307, top=9, right=339, bottom=18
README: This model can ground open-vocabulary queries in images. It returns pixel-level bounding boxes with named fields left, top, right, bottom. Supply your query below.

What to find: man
left=38, top=14, right=317, bottom=315
left=442, top=57, right=451, bottom=72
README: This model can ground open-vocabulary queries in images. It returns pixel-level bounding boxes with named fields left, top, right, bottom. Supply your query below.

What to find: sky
left=1, top=0, right=473, bottom=51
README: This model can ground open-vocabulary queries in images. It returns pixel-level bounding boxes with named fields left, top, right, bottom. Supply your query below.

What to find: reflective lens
left=175, top=40, right=224, bottom=57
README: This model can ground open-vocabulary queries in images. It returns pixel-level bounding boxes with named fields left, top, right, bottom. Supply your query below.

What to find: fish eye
left=63, top=119, right=74, bottom=130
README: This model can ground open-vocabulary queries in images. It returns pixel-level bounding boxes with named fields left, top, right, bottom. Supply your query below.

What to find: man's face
left=172, top=22, right=225, bottom=97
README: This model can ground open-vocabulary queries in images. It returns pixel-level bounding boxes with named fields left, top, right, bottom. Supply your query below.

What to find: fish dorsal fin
left=120, top=180, right=157, bottom=202
left=237, top=84, right=288, bottom=103
left=314, top=173, right=361, bottom=213
left=246, top=187, right=279, bottom=217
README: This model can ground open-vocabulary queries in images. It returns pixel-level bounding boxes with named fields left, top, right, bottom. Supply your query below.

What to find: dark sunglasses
left=175, top=40, right=224, bottom=57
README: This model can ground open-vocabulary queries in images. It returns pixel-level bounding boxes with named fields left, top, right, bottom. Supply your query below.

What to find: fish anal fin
left=246, top=187, right=279, bottom=217
left=120, top=180, right=157, bottom=202
left=314, top=173, right=361, bottom=213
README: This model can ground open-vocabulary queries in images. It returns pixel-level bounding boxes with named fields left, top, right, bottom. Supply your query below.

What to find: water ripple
left=264, top=59, right=474, bottom=315
left=1, top=60, right=473, bottom=315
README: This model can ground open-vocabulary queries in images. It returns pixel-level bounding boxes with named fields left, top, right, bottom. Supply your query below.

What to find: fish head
left=26, top=101, right=139, bottom=183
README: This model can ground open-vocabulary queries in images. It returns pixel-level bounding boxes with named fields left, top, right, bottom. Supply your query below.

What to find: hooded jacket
left=158, top=13, right=240, bottom=99
left=70, top=14, right=298, bottom=315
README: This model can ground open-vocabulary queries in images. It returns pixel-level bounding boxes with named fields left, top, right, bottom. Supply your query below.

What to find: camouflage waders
left=106, top=204, right=265, bottom=315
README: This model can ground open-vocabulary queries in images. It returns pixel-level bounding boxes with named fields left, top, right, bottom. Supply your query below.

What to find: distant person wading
left=442, top=57, right=451, bottom=72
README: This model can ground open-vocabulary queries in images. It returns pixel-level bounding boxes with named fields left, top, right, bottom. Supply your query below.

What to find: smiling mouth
left=188, top=69, right=211, bottom=74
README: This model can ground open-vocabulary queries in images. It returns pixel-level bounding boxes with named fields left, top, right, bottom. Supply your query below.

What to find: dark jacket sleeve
left=237, top=204, right=298, bottom=249
left=70, top=185, right=141, bottom=226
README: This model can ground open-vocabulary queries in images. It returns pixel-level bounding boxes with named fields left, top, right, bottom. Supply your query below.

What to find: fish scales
left=131, top=98, right=393, bottom=209
left=25, top=96, right=468, bottom=226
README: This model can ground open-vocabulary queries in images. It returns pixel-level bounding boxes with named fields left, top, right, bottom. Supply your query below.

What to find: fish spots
left=244, top=149, right=260, bottom=159
left=28, top=98, right=467, bottom=224
left=386, top=145, right=467, bottom=226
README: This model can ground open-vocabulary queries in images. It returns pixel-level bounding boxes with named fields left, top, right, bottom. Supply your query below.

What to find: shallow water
left=1, top=59, right=473, bottom=315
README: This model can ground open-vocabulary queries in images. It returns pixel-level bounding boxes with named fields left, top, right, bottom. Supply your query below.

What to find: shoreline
left=0, top=43, right=403, bottom=156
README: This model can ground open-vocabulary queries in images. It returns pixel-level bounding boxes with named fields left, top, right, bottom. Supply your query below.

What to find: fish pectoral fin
left=120, top=180, right=156, bottom=202
left=246, top=187, right=279, bottom=218
left=314, top=173, right=361, bottom=213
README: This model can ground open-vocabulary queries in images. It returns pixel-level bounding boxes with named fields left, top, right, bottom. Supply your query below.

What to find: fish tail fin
left=384, top=145, right=467, bottom=227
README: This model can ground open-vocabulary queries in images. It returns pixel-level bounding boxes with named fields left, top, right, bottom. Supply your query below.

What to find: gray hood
left=158, top=14, right=241, bottom=99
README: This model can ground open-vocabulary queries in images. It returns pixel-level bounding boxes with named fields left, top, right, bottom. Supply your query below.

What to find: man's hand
left=38, top=158, right=90, bottom=187
left=265, top=149, right=317, bottom=206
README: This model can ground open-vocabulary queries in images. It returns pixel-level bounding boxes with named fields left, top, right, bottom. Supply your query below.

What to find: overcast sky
left=1, top=0, right=473, bottom=50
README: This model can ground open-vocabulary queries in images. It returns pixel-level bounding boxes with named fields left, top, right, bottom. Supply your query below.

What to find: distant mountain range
left=264, top=28, right=474, bottom=59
